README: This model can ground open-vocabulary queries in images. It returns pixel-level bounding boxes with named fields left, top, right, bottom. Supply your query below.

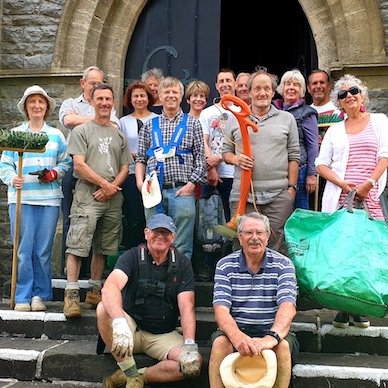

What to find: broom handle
left=10, top=151, right=23, bottom=309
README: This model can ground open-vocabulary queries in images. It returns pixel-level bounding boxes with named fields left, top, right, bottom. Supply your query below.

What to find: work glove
left=111, top=317, right=133, bottom=358
left=29, top=168, right=57, bottom=183
left=179, top=340, right=201, bottom=378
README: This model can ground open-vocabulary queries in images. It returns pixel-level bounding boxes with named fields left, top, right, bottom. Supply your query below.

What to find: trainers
left=63, top=289, right=81, bottom=318
left=84, top=285, right=102, bottom=308
left=31, top=296, right=46, bottom=311
left=353, top=315, right=370, bottom=328
left=332, top=312, right=349, bottom=328
left=102, top=368, right=127, bottom=388
left=125, top=374, right=145, bottom=388
left=14, top=303, right=31, bottom=312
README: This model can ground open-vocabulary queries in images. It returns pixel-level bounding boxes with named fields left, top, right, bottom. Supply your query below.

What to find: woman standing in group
left=315, top=74, right=388, bottom=328
left=185, top=80, right=210, bottom=119
left=119, top=81, right=158, bottom=249
left=0, top=85, right=71, bottom=311
left=274, top=69, right=319, bottom=209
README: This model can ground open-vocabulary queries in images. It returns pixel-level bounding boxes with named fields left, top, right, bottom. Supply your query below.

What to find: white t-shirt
left=311, top=101, right=341, bottom=115
left=120, top=112, right=158, bottom=174
left=199, top=104, right=235, bottom=178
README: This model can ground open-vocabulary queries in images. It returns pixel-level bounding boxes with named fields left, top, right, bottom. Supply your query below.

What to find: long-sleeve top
left=0, top=122, right=72, bottom=206
left=315, top=113, right=388, bottom=212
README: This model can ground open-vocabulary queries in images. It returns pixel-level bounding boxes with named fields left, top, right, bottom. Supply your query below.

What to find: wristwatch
left=367, top=178, right=376, bottom=187
left=266, top=330, right=281, bottom=344
left=288, top=184, right=298, bottom=191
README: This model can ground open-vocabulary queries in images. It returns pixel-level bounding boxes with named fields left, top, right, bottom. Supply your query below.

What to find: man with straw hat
left=208, top=212, right=299, bottom=388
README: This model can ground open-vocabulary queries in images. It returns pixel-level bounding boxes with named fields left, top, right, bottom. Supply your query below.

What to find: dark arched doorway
left=124, top=0, right=317, bottom=103
left=220, top=1, right=317, bottom=79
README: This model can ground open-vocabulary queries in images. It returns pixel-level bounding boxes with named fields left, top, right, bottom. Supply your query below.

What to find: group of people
left=0, top=63, right=387, bottom=388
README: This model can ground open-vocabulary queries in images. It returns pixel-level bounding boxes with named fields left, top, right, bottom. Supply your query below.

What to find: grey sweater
left=222, top=105, right=300, bottom=204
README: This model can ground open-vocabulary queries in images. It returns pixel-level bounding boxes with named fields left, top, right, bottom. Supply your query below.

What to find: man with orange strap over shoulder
left=222, top=68, right=300, bottom=253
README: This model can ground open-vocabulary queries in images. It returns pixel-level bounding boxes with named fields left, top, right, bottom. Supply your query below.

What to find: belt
left=162, top=181, right=186, bottom=189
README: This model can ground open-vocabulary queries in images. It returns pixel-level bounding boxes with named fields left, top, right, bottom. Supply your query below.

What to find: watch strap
left=266, top=330, right=281, bottom=344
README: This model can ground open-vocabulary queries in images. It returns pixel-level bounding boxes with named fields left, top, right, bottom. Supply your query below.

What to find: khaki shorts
left=124, top=313, right=183, bottom=361
left=66, top=182, right=123, bottom=257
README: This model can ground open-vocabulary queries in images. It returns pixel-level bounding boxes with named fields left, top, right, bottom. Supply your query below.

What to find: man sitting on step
left=208, top=212, right=299, bottom=388
left=96, top=213, right=202, bottom=388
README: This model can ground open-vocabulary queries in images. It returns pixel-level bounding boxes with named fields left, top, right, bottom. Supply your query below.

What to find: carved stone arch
left=299, top=0, right=386, bottom=71
left=53, top=0, right=147, bottom=103
left=53, top=0, right=387, bottom=100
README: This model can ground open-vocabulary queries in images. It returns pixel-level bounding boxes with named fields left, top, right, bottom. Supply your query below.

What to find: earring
left=360, top=104, right=366, bottom=112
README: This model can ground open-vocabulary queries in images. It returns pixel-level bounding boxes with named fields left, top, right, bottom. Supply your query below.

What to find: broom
left=0, top=129, right=49, bottom=309
left=213, top=95, right=259, bottom=240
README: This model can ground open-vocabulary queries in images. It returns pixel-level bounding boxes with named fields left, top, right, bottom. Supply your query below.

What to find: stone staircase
left=1, top=279, right=388, bottom=387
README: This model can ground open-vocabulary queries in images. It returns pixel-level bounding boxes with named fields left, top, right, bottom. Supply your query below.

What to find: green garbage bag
left=285, top=206, right=388, bottom=318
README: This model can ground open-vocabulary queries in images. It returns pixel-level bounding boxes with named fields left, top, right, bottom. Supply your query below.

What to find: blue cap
left=146, top=214, right=176, bottom=233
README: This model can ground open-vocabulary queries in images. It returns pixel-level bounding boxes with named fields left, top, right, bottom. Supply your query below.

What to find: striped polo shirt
left=213, top=248, right=297, bottom=331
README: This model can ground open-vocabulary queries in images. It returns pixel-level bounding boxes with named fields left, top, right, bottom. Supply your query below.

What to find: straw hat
left=17, top=85, right=56, bottom=118
left=141, top=171, right=162, bottom=209
left=219, top=349, right=277, bottom=388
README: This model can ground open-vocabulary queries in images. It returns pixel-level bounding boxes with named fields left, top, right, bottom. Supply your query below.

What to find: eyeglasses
left=150, top=228, right=172, bottom=236
left=240, top=230, right=267, bottom=238
left=337, top=86, right=360, bottom=100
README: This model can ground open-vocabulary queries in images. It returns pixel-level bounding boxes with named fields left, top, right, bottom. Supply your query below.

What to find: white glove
left=179, top=340, right=201, bottom=378
left=111, top=317, right=133, bottom=358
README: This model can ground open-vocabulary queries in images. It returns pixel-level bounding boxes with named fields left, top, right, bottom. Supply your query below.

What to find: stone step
left=1, top=303, right=388, bottom=355
left=0, top=380, right=102, bottom=387
left=1, top=337, right=388, bottom=387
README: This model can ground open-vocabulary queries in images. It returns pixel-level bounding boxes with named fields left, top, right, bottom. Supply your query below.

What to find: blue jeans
left=145, top=188, right=195, bottom=259
left=9, top=204, right=59, bottom=303
left=295, top=165, right=309, bottom=210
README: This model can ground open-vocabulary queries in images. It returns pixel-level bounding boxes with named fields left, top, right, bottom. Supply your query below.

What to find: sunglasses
left=338, top=86, right=361, bottom=100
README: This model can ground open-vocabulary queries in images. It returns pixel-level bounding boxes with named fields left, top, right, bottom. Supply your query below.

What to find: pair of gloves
left=29, top=168, right=57, bottom=183
left=111, top=318, right=201, bottom=378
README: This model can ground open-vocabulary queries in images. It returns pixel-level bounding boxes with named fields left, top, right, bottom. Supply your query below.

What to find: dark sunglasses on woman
left=338, top=86, right=361, bottom=100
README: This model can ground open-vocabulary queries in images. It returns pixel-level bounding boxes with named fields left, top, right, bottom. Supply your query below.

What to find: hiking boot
left=14, top=303, right=30, bottom=312
left=353, top=315, right=370, bottom=328
left=102, top=368, right=127, bottom=388
left=31, top=296, right=46, bottom=311
left=63, top=289, right=81, bottom=318
left=332, top=312, right=349, bottom=328
left=84, top=285, right=102, bottom=309
left=125, top=374, right=145, bottom=388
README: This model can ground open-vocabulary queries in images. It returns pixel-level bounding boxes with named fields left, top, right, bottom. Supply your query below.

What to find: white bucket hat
left=141, top=171, right=162, bottom=209
left=17, top=85, right=56, bottom=118
left=220, top=349, right=277, bottom=388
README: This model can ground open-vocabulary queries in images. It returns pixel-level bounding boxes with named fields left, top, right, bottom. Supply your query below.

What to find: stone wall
left=1, top=0, right=388, bottom=288
left=0, top=0, right=66, bottom=69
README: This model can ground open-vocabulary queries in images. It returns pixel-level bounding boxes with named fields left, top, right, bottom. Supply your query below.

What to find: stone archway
left=52, top=0, right=387, bottom=104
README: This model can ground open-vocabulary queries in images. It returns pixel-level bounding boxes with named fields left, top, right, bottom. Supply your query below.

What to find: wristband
left=184, top=338, right=195, bottom=345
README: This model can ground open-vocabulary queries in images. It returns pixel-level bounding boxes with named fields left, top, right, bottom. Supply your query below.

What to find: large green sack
left=284, top=206, right=388, bottom=318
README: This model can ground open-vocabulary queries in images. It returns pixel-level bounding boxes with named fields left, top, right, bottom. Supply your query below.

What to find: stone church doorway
left=124, top=0, right=317, bottom=103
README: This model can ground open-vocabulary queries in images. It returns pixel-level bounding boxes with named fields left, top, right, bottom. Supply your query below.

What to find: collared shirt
left=213, top=248, right=297, bottom=331
left=136, top=109, right=206, bottom=184
left=59, top=93, right=120, bottom=132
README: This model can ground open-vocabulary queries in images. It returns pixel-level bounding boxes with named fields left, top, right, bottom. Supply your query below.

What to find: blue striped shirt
left=0, top=122, right=72, bottom=205
left=213, top=248, right=297, bottom=331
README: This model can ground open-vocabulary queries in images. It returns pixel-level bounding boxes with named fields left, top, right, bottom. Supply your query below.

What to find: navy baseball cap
left=146, top=214, right=177, bottom=233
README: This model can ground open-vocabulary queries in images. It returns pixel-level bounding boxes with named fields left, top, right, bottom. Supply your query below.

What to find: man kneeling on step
left=96, top=213, right=202, bottom=387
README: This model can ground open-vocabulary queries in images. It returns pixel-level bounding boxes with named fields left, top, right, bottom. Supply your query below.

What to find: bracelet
left=367, top=178, right=376, bottom=187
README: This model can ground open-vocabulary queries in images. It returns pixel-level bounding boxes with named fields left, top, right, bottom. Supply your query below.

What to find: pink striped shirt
left=339, top=120, right=384, bottom=219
